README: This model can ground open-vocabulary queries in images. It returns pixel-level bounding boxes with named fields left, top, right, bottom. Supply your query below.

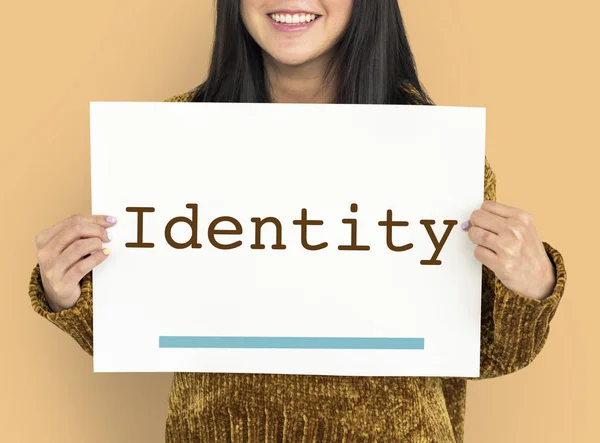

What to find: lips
left=268, top=12, right=320, bottom=24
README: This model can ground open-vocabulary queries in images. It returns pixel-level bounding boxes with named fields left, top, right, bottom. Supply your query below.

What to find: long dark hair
left=190, top=0, right=433, bottom=105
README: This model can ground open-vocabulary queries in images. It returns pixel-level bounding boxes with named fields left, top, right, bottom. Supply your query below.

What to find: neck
left=263, top=52, right=337, bottom=104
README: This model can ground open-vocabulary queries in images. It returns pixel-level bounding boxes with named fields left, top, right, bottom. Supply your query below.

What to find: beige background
left=1, top=0, right=596, bottom=441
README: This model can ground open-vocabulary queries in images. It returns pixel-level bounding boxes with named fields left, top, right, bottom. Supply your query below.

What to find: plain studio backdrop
left=1, top=1, right=596, bottom=442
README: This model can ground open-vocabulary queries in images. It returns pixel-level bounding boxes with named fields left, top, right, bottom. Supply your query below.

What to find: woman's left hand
left=461, top=200, right=556, bottom=300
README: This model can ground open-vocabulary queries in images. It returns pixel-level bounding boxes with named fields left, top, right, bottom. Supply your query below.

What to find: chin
left=267, top=49, right=323, bottom=67
left=275, top=56, right=311, bottom=66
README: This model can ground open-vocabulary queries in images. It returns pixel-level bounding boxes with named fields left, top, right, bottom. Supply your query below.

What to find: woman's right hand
left=35, top=214, right=116, bottom=313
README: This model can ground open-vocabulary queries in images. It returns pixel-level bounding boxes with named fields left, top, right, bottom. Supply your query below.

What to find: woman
left=29, top=1, right=567, bottom=442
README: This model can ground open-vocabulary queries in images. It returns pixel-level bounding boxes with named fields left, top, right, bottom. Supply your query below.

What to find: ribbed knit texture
left=28, top=86, right=567, bottom=442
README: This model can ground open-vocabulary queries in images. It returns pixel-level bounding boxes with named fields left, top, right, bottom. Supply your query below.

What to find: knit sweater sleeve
left=29, top=263, right=95, bottom=355
left=28, top=89, right=198, bottom=356
left=475, top=156, right=567, bottom=379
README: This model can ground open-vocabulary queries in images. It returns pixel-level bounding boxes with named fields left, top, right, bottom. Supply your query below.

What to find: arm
left=475, top=156, right=567, bottom=379
left=29, top=263, right=94, bottom=356
left=27, top=89, right=198, bottom=356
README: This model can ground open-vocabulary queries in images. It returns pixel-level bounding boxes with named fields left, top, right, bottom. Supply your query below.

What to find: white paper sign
left=90, top=101, right=486, bottom=376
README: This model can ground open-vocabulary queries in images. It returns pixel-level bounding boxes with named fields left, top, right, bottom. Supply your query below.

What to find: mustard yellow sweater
left=29, top=88, right=567, bottom=443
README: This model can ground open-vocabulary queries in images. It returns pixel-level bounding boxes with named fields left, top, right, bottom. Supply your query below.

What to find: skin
left=36, top=1, right=556, bottom=312
left=36, top=214, right=114, bottom=312
left=462, top=201, right=556, bottom=300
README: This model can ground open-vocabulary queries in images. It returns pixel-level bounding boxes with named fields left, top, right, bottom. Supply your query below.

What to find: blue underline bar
left=158, top=336, right=425, bottom=350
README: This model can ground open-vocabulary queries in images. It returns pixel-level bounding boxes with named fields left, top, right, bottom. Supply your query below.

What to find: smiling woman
left=28, top=0, right=568, bottom=442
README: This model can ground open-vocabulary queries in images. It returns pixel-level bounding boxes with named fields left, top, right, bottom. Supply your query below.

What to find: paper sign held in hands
left=90, top=101, right=486, bottom=376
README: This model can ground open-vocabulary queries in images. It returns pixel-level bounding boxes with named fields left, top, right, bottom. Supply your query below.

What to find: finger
left=63, top=248, right=110, bottom=286
left=469, top=208, right=506, bottom=235
left=467, top=225, right=500, bottom=253
left=473, top=244, right=499, bottom=271
left=36, top=214, right=116, bottom=249
left=44, top=220, right=112, bottom=262
left=480, top=200, right=520, bottom=218
left=55, top=237, right=106, bottom=277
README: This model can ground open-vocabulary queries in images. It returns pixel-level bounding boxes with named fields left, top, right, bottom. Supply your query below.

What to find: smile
left=267, top=11, right=321, bottom=31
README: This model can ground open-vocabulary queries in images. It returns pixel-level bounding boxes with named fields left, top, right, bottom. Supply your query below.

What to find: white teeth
left=271, top=13, right=318, bottom=24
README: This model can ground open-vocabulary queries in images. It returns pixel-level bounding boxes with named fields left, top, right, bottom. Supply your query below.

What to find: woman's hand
left=35, top=214, right=115, bottom=312
left=461, top=200, right=556, bottom=300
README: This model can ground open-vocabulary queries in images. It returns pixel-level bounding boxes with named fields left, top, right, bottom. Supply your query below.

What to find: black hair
left=190, top=0, right=434, bottom=105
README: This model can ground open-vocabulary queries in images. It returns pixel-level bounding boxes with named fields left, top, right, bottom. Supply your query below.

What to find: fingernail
left=102, top=248, right=111, bottom=255
left=107, top=216, right=117, bottom=224
left=107, top=231, right=113, bottom=241
left=461, top=220, right=471, bottom=230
